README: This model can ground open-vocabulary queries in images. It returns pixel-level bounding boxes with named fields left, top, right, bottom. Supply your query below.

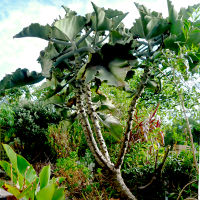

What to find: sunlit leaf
left=91, top=2, right=112, bottom=31
left=14, top=23, right=51, bottom=40
left=98, top=113, right=122, bottom=140
left=54, top=15, right=86, bottom=41
left=0, top=69, right=44, bottom=91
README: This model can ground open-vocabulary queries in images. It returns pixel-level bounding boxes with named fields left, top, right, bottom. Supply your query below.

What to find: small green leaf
left=0, top=161, right=12, bottom=178
left=110, top=31, right=123, bottom=44
left=98, top=113, right=122, bottom=140
left=2, top=184, right=21, bottom=198
left=36, top=183, right=56, bottom=200
left=2, top=144, right=17, bottom=170
left=39, top=165, right=51, bottom=190
left=52, top=188, right=65, bottom=200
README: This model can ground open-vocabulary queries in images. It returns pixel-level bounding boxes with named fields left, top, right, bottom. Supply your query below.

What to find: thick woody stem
left=115, top=68, right=150, bottom=169
left=76, top=84, right=114, bottom=169
left=84, top=84, right=112, bottom=164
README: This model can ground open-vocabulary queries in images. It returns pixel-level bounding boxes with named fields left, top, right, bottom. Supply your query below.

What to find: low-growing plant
left=0, top=144, right=66, bottom=200
left=54, top=150, right=92, bottom=199
left=122, top=145, right=197, bottom=200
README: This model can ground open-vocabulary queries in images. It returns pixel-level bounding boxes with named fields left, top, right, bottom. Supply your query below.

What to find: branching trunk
left=115, top=68, right=150, bottom=169
left=76, top=84, right=108, bottom=167
left=75, top=68, right=150, bottom=200
left=84, top=83, right=111, bottom=164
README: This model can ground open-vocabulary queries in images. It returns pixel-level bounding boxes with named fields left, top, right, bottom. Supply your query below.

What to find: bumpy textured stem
left=115, top=68, right=150, bottom=169
left=76, top=82, right=138, bottom=199
left=76, top=84, right=114, bottom=169
left=84, top=84, right=112, bottom=164
left=104, top=168, right=137, bottom=200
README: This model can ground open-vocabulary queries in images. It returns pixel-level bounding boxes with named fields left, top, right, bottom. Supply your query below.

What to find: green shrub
left=122, top=143, right=197, bottom=200
left=12, top=100, right=62, bottom=162
left=0, top=104, right=17, bottom=159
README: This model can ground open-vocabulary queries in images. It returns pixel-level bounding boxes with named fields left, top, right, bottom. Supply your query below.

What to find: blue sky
left=0, top=0, right=199, bottom=80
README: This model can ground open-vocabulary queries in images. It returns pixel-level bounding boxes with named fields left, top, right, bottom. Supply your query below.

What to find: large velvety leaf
left=0, top=68, right=44, bottom=91
left=108, top=59, right=130, bottom=82
left=98, top=113, right=122, bottom=140
left=146, top=18, right=169, bottom=39
left=132, top=3, right=168, bottom=40
left=85, top=65, right=122, bottom=86
left=14, top=23, right=51, bottom=40
left=167, top=0, right=178, bottom=24
left=54, top=15, right=86, bottom=41
left=61, top=6, right=77, bottom=16
left=84, top=42, right=135, bottom=86
left=93, top=93, right=115, bottom=111
left=105, top=8, right=128, bottom=29
left=91, top=2, right=112, bottom=31
left=37, top=43, right=59, bottom=78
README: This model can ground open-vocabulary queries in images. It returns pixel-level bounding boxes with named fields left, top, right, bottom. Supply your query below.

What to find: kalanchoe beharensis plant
left=0, top=0, right=199, bottom=199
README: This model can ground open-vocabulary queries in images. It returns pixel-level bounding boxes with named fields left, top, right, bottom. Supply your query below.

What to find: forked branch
left=84, top=84, right=112, bottom=164
left=76, top=83, right=113, bottom=169
left=115, top=67, right=150, bottom=169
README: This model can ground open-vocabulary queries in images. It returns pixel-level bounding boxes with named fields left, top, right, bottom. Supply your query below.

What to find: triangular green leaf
left=2, top=144, right=17, bottom=170
left=91, top=2, right=112, bottom=31
left=14, top=23, right=51, bottom=40
left=54, top=15, right=86, bottom=41
left=36, top=183, right=56, bottom=200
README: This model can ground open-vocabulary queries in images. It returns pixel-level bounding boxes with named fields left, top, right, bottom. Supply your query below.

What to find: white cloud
left=0, top=0, right=199, bottom=80
left=0, top=1, right=65, bottom=80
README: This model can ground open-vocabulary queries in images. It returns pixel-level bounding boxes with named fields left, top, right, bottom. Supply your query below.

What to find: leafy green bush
left=12, top=100, right=62, bottom=161
left=0, top=104, right=15, bottom=142
left=0, top=144, right=65, bottom=200
left=122, top=143, right=197, bottom=200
